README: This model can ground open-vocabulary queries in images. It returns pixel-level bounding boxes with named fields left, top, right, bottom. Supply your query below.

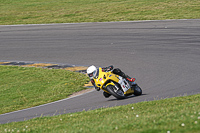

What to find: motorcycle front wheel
left=106, top=85, right=126, bottom=99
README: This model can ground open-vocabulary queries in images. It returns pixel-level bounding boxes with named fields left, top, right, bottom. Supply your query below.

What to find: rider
left=87, top=65, right=135, bottom=98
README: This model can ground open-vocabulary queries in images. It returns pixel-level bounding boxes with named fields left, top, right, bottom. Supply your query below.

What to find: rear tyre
left=133, top=85, right=142, bottom=96
left=106, top=85, right=126, bottom=99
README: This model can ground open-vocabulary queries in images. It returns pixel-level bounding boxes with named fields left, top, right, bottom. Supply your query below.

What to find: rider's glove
left=107, top=65, right=113, bottom=71
left=95, top=87, right=100, bottom=91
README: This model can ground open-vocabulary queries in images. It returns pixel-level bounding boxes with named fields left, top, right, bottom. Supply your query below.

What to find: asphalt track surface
left=0, top=19, right=200, bottom=124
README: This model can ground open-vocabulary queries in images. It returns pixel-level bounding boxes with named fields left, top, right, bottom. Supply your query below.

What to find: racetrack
left=0, top=19, right=200, bottom=124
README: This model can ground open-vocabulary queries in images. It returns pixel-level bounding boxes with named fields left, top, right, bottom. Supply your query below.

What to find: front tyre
left=106, top=85, right=126, bottom=99
left=133, top=85, right=142, bottom=96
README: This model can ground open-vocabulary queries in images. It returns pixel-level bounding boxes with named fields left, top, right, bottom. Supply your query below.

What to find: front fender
left=105, top=82, right=115, bottom=88
left=101, top=80, right=115, bottom=93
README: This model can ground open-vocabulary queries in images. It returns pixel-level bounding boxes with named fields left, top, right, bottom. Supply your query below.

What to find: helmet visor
left=88, top=70, right=97, bottom=79
left=88, top=72, right=93, bottom=78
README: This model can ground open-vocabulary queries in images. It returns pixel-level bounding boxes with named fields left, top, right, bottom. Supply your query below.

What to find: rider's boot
left=120, top=71, right=135, bottom=82
left=113, top=68, right=135, bottom=82
left=125, top=75, right=135, bottom=82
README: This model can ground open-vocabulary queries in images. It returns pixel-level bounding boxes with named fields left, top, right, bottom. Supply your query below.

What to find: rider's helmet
left=87, top=65, right=97, bottom=79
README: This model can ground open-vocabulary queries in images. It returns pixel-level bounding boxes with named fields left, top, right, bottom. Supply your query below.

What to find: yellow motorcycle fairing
left=93, top=67, right=134, bottom=95
left=93, top=67, right=120, bottom=93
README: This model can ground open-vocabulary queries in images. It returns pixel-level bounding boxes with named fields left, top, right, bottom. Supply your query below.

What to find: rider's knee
left=113, top=68, right=121, bottom=74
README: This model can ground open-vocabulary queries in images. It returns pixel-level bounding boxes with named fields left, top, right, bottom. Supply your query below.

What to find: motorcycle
left=93, top=67, right=142, bottom=99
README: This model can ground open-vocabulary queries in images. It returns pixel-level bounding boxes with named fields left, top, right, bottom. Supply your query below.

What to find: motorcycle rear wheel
left=106, top=85, right=126, bottom=99
left=133, top=85, right=142, bottom=96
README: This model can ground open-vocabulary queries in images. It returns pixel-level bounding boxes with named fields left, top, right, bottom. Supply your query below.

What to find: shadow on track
left=108, top=94, right=147, bottom=101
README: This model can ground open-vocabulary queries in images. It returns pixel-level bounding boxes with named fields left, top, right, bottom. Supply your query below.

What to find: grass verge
left=0, top=0, right=200, bottom=25
left=0, top=94, right=199, bottom=133
left=0, top=65, right=89, bottom=114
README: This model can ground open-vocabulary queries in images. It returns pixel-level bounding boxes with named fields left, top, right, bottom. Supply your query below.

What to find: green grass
left=0, top=94, right=199, bottom=133
left=0, top=0, right=200, bottom=25
left=0, top=1, right=200, bottom=132
left=0, top=65, right=89, bottom=114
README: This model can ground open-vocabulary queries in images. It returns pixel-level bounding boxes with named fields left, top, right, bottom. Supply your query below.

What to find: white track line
left=0, top=19, right=196, bottom=27
left=0, top=89, right=95, bottom=116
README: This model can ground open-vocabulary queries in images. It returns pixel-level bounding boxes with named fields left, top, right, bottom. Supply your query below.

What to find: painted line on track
left=0, top=60, right=93, bottom=85
left=0, top=19, right=198, bottom=27
left=0, top=61, right=88, bottom=74
left=0, top=89, right=95, bottom=117
left=0, top=61, right=93, bottom=87
left=0, top=61, right=95, bottom=116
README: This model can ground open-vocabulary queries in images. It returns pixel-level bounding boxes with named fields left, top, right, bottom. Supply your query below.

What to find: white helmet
left=87, top=65, right=97, bottom=79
